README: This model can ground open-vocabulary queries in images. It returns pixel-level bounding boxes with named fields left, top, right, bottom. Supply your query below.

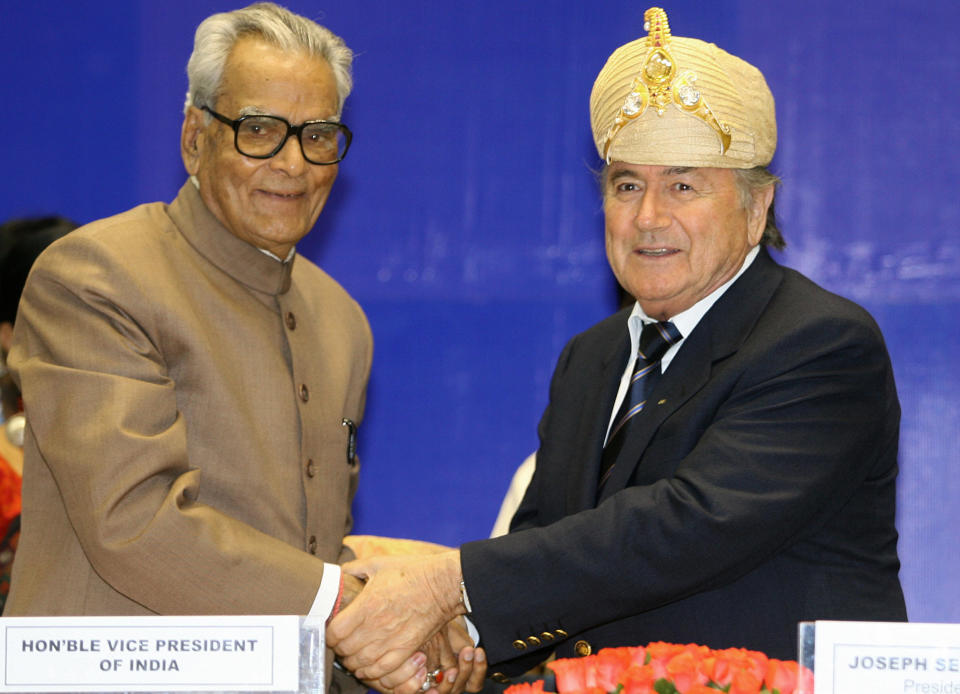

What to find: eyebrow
left=237, top=106, right=341, bottom=122
left=607, top=165, right=699, bottom=183
left=607, top=168, right=634, bottom=183
left=237, top=106, right=271, bottom=117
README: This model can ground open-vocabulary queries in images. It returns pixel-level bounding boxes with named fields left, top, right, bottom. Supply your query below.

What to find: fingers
left=337, top=573, right=365, bottom=613
left=345, top=535, right=454, bottom=558
left=391, top=672, right=429, bottom=694
left=433, top=628, right=457, bottom=668
left=355, top=647, right=484, bottom=694
left=439, top=646, right=487, bottom=694
left=429, top=634, right=459, bottom=694
left=349, top=646, right=414, bottom=681
left=444, top=618, right=472, bottom=652
left=464, top=648, right=487, bottom=693
left=325, top=596, right=363, bottom=648
left=442, top=650, right=470, bottom=694
left=374, top=651, right=428, bottom=692
left=340, top=555, right=383, bottom=580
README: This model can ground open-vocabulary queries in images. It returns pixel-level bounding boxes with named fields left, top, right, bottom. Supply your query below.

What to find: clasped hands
left=329, top=540, right=485, bottom=694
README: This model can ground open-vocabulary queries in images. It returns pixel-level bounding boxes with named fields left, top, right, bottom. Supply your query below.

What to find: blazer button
left=511, top=639, right=527, bottom=651
left=299, top=384, right=309, bottom=402
left=526, top=636, right=541, bottom=647
left=540, top=632, right=555, bottom=642
left=306, top=459, right=316, bottom=478
left=555, top=629, right=568, bottom=638
left=285, top=311, right=297, bottom=330
left=490, top=673, right=511, bottom=684
left=308, top=536, right=318, bottom=555
left=574, top=640, right=592, bottom=657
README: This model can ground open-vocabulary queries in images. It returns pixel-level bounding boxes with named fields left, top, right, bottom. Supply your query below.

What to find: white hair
left=183, top=2, right=353, bottom=116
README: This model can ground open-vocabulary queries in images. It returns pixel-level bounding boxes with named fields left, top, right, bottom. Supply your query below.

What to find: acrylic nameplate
left=0, top=615, right=303, bottom=692
left=805, top=620, right=960, bottom=694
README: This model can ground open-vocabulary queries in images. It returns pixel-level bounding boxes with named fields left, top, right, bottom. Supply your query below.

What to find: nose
left=269, top=133, right=308, bottom=175
left=634, top=188, right=670, bottom=230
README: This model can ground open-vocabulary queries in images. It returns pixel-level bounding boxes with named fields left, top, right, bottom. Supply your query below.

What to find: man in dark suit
left=327, top=6, right=906, bottom=685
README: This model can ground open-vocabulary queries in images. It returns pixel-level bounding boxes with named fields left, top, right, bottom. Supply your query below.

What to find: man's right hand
left=336, top=566, right=486, bottom=694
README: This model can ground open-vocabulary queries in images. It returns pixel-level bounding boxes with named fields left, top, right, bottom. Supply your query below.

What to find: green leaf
left=653, top=679, right=679, bottom=694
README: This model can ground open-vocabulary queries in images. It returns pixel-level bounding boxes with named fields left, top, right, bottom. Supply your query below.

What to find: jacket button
left=511, top=639, right=527, bottom=651
left=526, top=636, right=541, bottom=647
left=308, top=536, right=317, bottom=554
left=540, top=632, right=555, bottom=641
left=299, top=384, right=309, bottom=402
left=555, top=629, right=568, bottom=638
left=285, top=311, right=297, bottom=330
left=306, top=459, right=316, bottom=478
left=574, top=640, right=592, bottom=657
left=490, top=673, right=511, bottom=684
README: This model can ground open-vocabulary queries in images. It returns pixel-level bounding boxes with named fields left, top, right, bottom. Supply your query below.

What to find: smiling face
left=603, top=163, right=773, bottom=320
left=181, top=37, right=340, bottom=257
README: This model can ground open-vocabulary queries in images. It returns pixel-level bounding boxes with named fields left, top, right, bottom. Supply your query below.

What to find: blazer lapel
left=597, top=249, right=784, bottom=503
left=597, top=333, right=712, bottom=502
left=567, top=333, right=631, bottom=512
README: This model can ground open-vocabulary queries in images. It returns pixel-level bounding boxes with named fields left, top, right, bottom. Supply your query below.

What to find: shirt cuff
left=309, top=562, right=342, bottom=618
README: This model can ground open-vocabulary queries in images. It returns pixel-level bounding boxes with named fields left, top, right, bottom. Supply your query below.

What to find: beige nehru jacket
left=6, top=181, right=371, bottom=618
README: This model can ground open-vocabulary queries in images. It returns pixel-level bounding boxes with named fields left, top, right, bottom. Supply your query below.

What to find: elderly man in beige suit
left=5, top=4, right=483, bottom=693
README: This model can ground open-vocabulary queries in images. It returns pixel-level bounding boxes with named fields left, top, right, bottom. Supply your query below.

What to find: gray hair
left=733, top=166, right=785, bottom=250
left=183, top=3, right=353, bottom=116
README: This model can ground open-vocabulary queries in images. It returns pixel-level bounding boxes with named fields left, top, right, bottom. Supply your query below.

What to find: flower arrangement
left=504, top=642, right=813, bottom=694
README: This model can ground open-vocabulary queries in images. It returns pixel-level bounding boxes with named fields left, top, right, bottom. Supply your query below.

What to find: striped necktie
left=598, top=320, right=682, bottom=489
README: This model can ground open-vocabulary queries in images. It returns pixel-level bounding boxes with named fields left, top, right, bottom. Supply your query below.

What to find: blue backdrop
left=3, top=1, right=958, bottom=625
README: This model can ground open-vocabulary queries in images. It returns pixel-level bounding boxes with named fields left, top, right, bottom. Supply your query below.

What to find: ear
left=181, top=106, right=206, bottom=176
left=746, top=183, right=775, bottom=246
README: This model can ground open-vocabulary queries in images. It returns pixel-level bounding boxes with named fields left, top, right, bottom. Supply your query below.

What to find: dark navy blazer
left=461, top=248, right=906, bottom=672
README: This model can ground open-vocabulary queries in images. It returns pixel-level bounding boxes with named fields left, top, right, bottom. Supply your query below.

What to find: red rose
left=701, top=651, right=734, bottom=686
left=593, top=647, right=643, bottom=689
left=764, top=659, right=797, bottom=694
left=765, top=659, right=814, bottom=694
left=533, top=641, right=805, bottom=694
left=729, top=669, right=763, bottom=694
left=645, top=641, right=686, bottom=679
left=665, top=649, right=709, bottom=692
left=618, top=664, right=657, bottom=694
left=549, top=656, right=592, bottom=692
left=504, top=681, right=546, bottom=694
left=708, top=647, right=768, bottom=686
left=741, top=649, right=770, bottom=683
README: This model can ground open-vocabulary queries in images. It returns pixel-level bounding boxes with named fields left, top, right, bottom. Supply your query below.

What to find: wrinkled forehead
left=217, top=39, right=339, bottom=117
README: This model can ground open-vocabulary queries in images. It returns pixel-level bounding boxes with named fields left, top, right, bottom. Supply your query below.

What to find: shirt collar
left=625, top=244, right=761, bottom=368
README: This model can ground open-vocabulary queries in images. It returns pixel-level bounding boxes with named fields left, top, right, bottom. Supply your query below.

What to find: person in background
left=490, top=453, right=535, bottom=538
left=0, top=215, right=77, bottom=612
left=5, top=4, right=482, bottom=692
left=327, top=6, right=905, bottom=684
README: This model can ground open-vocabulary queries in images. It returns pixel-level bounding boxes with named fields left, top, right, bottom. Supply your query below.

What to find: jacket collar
left=597, top=248, right=784, bottom=502
left=167, top=181, right=295, bottom=296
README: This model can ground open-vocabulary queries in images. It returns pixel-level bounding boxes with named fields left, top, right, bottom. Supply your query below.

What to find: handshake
left=327, top=537, right=487, bottom=694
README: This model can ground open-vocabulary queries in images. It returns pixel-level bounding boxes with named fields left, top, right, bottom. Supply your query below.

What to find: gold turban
left=589, top=7, right=776, bottom=168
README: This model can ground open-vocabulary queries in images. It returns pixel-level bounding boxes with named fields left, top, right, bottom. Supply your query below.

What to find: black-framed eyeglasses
left=201, top=105, right=352, bottom=165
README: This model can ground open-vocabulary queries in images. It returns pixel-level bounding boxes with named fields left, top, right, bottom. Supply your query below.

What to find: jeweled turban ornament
left=602, top=8, right=731, bottom=162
